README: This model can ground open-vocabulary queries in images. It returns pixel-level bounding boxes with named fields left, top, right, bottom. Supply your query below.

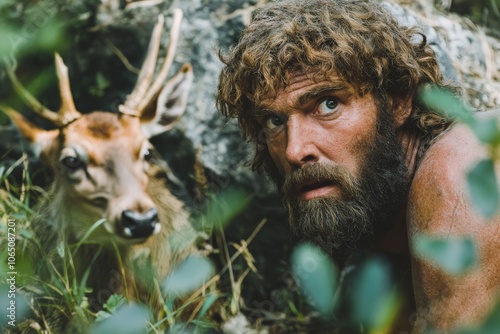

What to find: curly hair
left=216, top=0, right=454, bottom=174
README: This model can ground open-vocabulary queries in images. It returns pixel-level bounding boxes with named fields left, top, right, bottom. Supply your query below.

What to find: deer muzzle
left=120, top=208, right=160, bottom=239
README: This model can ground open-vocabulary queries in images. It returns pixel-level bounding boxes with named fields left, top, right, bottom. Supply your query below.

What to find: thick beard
left=274, top=112, right=409, bottom=264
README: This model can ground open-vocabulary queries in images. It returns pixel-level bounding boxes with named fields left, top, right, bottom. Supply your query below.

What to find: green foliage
left=0, top=1, right=70, bottom=61
left=89, top=72, right=111, bottom=97
left=91, top=303, right=151, bottom=334
left=197, top=293, right=219, bottom=320
left=349, top=258, right=400, bottom=332
left=467, top=159, right=499, bottom=218
left=198, top=187, right=252, bottom=229
left=291, top=242, right=337, bottom=317
left=413, top=235, right=477, bottom=275
left=458, top=299, right=500, bottom=334
left=95, top=294, right=127, bottom=322
left=163, top=255, right=215, bottom=297
left=419, top=86, right=475, bottom=124
left=450, top=0, right=500, bottom=31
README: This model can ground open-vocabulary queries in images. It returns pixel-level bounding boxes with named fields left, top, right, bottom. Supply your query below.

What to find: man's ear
left=2, top=106, right=59, bottom=161
left=393, top=97, right=413, bottom=128
left=141, top=63, right=193, bottom=138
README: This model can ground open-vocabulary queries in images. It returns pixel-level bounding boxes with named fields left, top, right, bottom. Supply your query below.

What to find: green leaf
left=95, top=310, right=112, bottom=323
left=413, top=235, right=477, bottom=275
left=418, top=86, right=476, bottom=126
left=35, top=19, right=68, bottom=51
left=95, top=295, right=126, bottom=323
left=163, top=255, right=214, bottom=297
left=349, top=258, right=400, bottom=330
left=420, top=85, right=500, bottom=147
left=19, top=229, right=33, bottom=239
left=474, top=300, right=500, bottom=334
left=197, top=294, right=220, bottom=319
left=291, top=242, right=337, bottom=317
left=469, top=119, right=500, bottom=145
left=200, top=188, right=251, bottom=228
left=91, top=304, right=150, bottom=334
left=103, top=294, right=126, bottom=313
left=458, top=299, right=500, bottom=334
left=89, top=72, right=110, bottom=97
left=467, top=159, right=499, bottom=218
left=57, top=241, right=65, bottom=258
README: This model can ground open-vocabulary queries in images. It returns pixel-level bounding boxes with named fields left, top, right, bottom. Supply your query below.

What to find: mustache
left=282, top=163, right=359, bottom=200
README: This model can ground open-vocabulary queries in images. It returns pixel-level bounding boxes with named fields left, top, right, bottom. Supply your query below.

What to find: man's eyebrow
left=297, top=84, right=349, bottom=106
left=253, top=108, right=280, bottom=119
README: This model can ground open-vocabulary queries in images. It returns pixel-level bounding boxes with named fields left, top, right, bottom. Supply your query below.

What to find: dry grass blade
left=182, top=219, right=268, bottom=307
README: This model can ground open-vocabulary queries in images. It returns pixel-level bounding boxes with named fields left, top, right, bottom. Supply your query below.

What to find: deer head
left=2, top=9, right=193, bottom=244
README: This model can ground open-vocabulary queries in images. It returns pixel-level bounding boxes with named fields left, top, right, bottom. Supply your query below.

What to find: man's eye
left=318, top=98, right=339, bottom=115
left=265, top=115, right=284, bottom=129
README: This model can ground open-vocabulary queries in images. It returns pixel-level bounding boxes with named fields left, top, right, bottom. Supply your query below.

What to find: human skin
left=259, top=72, right=500, bottom=332
left=408, top=112, right=500, bottom=332
left=258, top=74, right=380, bottom=198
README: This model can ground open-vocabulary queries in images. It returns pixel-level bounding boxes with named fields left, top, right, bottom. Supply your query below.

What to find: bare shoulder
left=408, top=110, right=500, bottom=230
left=407, top=111, right=500, bottom=330
left=408, top=112, right=498, bottom=234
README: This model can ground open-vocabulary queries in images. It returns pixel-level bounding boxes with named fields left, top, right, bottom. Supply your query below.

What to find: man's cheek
left=267, top=142, right=287, bottom=175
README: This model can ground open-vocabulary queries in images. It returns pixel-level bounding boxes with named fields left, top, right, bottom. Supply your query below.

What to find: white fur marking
left=153, top=223, right=162, bottom=235
left=124, top=227, right=132, bottom=237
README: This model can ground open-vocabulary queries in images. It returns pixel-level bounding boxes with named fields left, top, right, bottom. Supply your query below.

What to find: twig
left=104, top=38, right=141, bottom=75
left=183, top=219, right=267, bottom=306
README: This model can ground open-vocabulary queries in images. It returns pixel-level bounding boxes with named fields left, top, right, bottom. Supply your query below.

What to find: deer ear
left=2, top=106, right=59, bottom=161
left=141, top=63, right=193, bottom=138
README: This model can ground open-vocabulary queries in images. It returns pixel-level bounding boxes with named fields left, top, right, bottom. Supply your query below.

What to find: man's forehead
left=258, top=71, right=354, bottom=108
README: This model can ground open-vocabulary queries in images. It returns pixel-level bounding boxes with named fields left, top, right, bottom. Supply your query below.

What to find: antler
left=54, top=54, right=81, bottom=124
left=119, top=8, right=184, bottom=117
left=5, top=54, right=81, bottom=127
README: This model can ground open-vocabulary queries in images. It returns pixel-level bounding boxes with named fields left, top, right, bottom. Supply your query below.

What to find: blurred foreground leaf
left=291, top=242, right=337, bottom=317
left=413, top=235, right=477, bottom=275
left=163, top=255, right=214, bottom=297
left=91, top=303, right=150, bottom=334
left=95, top=294, right=127, bottom=322
left=200, top=188, right=251, bottom=228
left=197, top=293, right=220, bottom=320
left=469, top=118, right=500, bottom=146
left=467, top=159, right=499, bottom=218
left=349, top=258, right=399, bottom=331
left=458, top=299, right=500, bottom=334
left=419, top=86, right=500, bottom=146
left=419, top=86, right=475, bottom=126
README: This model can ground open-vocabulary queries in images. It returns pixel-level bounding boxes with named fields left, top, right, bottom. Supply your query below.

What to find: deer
left=1, top=8, right=201, bottom=331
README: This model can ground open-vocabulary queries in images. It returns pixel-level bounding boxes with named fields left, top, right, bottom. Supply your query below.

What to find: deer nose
left=120, top=208, right=160, bottom=239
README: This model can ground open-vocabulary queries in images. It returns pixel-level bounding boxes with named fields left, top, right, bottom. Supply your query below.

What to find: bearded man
left=216, top=0, right=500, bottom=332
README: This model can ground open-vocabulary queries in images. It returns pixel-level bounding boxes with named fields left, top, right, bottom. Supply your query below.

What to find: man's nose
left=284, top=117, right=319, bottom=168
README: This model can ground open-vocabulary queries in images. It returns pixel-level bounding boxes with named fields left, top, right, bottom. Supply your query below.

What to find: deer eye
left=62, top=156, right=82, bottom=170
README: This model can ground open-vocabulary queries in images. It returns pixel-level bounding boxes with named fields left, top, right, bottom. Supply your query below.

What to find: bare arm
left=407, top=124, right=500, bottom=332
